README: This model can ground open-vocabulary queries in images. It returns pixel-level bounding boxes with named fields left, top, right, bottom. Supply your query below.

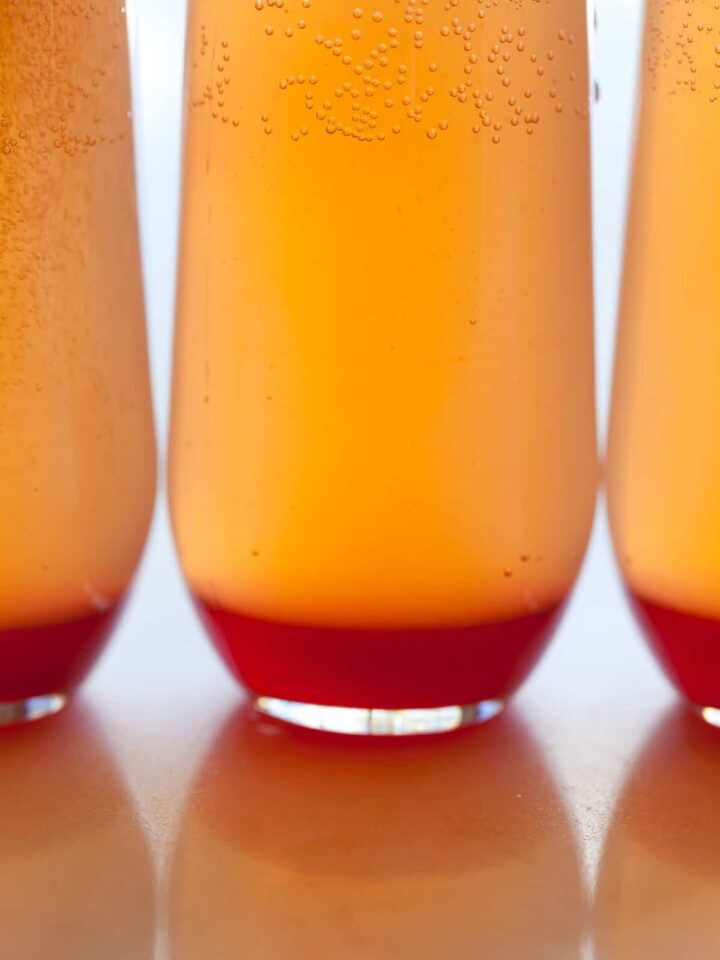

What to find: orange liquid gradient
left=170, top=0, right=597, bottom=706
left=0, top=0, right=156, bottom=700
left=607, top=0, right=720, bottom=706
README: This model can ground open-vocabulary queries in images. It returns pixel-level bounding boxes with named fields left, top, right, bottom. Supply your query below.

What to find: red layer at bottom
left=0, top=607, right=121, bottom=703
left=631, top=594, right=720, bottom=707
left=196, top=600, right=563, bottom=710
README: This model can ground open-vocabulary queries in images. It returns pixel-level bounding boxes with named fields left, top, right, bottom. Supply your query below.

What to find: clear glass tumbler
left=170, top=0, right=597, bottom=734
left=607, top=0, right=720, bottom=724
left=0, top=0, right=156, bottom=723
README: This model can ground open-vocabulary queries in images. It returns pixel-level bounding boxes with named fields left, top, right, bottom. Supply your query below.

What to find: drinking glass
left=607, top=0, right=720, bottom=723
left=0, top=0, right=156, bottom=723
left=170, top=0, right=597, bottom=734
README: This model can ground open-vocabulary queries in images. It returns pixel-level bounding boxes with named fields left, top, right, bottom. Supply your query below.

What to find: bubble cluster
left=188, top=0, right=587, bottom=142
left=646, top=0, right=720, bottom=100
left=0, top=0, right=140, bottom=459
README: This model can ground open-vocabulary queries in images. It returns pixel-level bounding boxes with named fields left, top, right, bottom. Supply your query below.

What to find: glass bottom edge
left=255, top=695, right=505, bottom=736
left=0, top=693, right=68, bottom=726
left=695, top=705, right=720, bottom=729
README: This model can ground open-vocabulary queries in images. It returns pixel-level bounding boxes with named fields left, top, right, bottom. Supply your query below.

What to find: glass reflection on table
left=170, top=707, right=586, bottom=959
left=595, top=707, right=720, bottom=959
left=0, top=703, right=155, bottom=960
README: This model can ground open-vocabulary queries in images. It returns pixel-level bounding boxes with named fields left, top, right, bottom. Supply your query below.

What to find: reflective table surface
left=3, top=507, right=717, bottom=960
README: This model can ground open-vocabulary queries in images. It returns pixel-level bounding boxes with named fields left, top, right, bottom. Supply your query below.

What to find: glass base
left=0, top=693, right=67, bottom=726
left=696, top=705, right=720, bottom=729
left=255, top=695, right=504, bottom=736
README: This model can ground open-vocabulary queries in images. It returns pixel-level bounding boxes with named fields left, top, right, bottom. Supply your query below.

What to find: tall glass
left=170, top=0, right=597, bottom=734
left=0, top=0, right=156, bottom=723
left=607, top=0, right=720, bottom=722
